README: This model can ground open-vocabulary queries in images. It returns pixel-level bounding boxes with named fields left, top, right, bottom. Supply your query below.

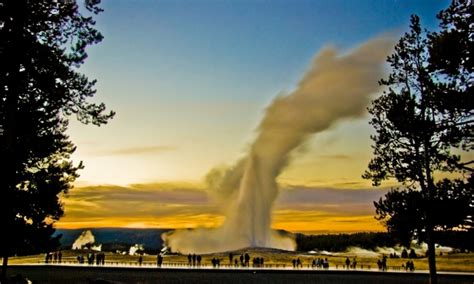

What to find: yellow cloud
left=272, top=211, right=384, bottom=234
left=57, top=182, right=388, bottom=234
left=96, top=145, right=177, bottom=156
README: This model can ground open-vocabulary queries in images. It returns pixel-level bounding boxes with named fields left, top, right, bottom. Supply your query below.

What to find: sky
left=59, top=0, right=451, bottom=234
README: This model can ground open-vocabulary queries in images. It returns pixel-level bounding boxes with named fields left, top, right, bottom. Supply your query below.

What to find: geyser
left=72, top=230, right=96, bottom=250
left=163, top=36, right=394, bottom=254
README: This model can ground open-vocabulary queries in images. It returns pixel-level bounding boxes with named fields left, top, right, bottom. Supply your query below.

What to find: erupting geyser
left=163, top=36, right=394, bottom=254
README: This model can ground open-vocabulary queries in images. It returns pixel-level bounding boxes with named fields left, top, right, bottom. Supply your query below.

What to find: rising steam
left=163, top=36, right=394, bottom=254
left=129, top=244, right=145, bottom=256
left=72, top=230, right=95, bottom=250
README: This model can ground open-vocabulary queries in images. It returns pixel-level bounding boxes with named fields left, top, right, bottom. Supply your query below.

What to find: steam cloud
left=313, top=241, right=454, bottom=257
left=72, top=230, right=95, bottom=250
left=163, top=36, right=394, bottom=254
left=129, top=244, right=145, bottom=256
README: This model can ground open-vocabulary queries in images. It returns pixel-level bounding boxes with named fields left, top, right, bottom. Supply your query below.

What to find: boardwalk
left=7, top=264, right=474, bottom=284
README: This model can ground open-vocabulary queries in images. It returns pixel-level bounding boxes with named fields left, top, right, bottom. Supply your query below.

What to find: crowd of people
left=44, top=251, right=62, bottom=263
left=292, top=257, right=330, bottom=269
left=75, top=252, right=106, bottom=265
left=377, top=255, right=388, bottom=271
left=311, top=258, right=330, bottom=269
left=211, top=257, right=220, bottom=267
left=344, top=257, right=357, bottom=269
left=403, top=260, right=416, bottom=272
left=186, top=253, right=202, bottom=266
left=49, top=249, right=417, bottom=272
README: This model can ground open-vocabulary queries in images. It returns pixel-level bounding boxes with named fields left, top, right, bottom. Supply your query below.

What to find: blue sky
left=85, top=0, right=447, bottom=104
left=62, top=0, right=452, bottom=231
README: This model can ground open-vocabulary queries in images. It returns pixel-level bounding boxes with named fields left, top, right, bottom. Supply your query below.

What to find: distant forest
left=295, top=231, right=474, bottom=252
left=54, top=229, right=473, bottom=254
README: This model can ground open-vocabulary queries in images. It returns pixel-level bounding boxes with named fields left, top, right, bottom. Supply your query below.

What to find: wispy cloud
left=58, top=181, right=388, bottom=232
left=103, top=146, right=177, bottom=156
left=276, top=186, right=389, bottom=215
left=316, top=154, right=352, bottom=160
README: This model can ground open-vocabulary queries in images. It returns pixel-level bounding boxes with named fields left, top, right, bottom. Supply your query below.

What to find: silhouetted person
left=197, top=255, right=201, bottom=266
left=138, top=255, right=143, bottom=266
left=323, top=258, right=329, bottom=269
left=292, top=259, right=296, bottom=268
left=188, top=254, right=192, bottom=266
left=58, top=251, right=62, bottom=263
left=157, top=254, right=163, bottom=267
left=382, top=255, right=387, bottom=271
left=260, top=257, right=264, bottom=267
left=87, top=252, right=94, bottom=265
left=240, top=254, right=244, bottom=266
left=296, top=258, right=302, bottom=268
left=53, top=252, right=58, bottom=263
left=192, top=253, right=196, bottom=266
left=229, top=253, right=233, bottom=265
left=352, top=257, right=357, bottom=269
left=244, top=253, right=250, bottom=267
left=345, top=257, right=350, bottom=269
left=234, top=259, right=238, bottom=267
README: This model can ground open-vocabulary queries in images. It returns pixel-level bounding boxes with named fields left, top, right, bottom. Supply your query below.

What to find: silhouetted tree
left=295, top=232, right=397, bottom=252
left=409, top=249, right=418, bottom=259
left=0, top=0, right=113, bottom=281
left=363, top=2, right=473, bottom=283
left=401, top=249, right=408, bottom=258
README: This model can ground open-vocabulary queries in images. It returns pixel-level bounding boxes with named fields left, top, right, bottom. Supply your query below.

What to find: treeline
left=296, top=232, right=396, bottom=252
left=432, top=230, right=474, bottom=252
left=296, top=231, right=474, bottom=252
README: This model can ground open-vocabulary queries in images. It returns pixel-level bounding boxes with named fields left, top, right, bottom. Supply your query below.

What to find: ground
left=5, top=248, right=474, bottom=283
left=8, top=248, right=474, bottom=272
left=5, top=266, right=474, bottom=284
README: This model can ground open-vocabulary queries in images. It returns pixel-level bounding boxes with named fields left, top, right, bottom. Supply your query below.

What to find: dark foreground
left=6, top=265, right=474, bottom=284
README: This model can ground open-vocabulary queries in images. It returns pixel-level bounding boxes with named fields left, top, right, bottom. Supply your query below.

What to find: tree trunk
left=426, top=228, right=438, bottom=284
left=1, top=255, right=8, bottom=284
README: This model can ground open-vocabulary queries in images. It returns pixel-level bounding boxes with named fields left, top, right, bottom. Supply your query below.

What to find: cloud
left=272, top=211, right=383, bottom=234
left=276, top=186, right=389, bottom=215
left=98, top=146, right=177, bottom=156
left=59, top=181, right=388, bottom=234
left=316, top=154, right=352, bottom=160
left=60, top=183, right=217, bottom=228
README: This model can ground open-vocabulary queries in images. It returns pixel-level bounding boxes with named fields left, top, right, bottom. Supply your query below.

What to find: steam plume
left=72, top=230, right=95, bottom=250
left=164, top=36, right=394, bottom=253
left=129, top=244, right=145, bottom=256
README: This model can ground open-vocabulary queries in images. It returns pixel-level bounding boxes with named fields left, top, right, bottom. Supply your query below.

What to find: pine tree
left=364, top=4, right=473, bottom=283
left=0, top=0, right=114, bottom=281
